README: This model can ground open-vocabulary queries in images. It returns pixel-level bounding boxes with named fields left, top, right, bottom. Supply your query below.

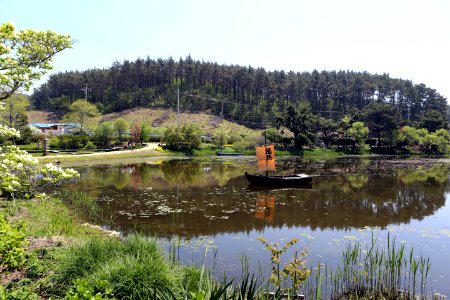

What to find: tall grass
left=25, top=198, right=78, bottom=237
left=304, top=232, right=432, bottom=299
left=57, top=190, right=101, bottom=222
left=44, top=234, right=183, bottom=299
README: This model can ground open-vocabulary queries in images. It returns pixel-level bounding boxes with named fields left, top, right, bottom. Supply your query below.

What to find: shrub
left=212, top=125, right=230, bottom=148
left=0, top=145, right=79, bottom=199
left=0, top=214, right=28, bottom=270
left=93, top=123, right=115, bottom=147
left=49, top=134, right=89, bottom=149
left=84, top=141, right=96, bottom=150
left=48, top=235, right=181, bottom=298
left=161, top=124, right=201, bottom=152
left=65, top=279, right=115, bottom=300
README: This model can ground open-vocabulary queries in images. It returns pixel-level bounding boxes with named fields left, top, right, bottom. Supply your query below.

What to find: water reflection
left=255, top=193, right=275, bottom=222
left=68, top=158, right=449, bottom=237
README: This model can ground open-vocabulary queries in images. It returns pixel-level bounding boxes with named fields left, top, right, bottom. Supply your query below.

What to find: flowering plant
left=0, top=105, right=79, bottom=201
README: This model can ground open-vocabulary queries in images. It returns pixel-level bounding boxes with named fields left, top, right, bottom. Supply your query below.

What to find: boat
left=216, top=151, right=244, bottom=156
left=245, top=142, right=313, bottom=187
left=245, top=171, right=313, bottom=187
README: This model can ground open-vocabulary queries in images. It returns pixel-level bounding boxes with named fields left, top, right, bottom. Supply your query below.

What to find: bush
left=84, top=141, right=96, bottom=150
left=65, top=279, right=115, bottom=300
left=0, top=146, right=79, bottom=199
left=49, top=134, right=89, bottom=149
left=92, top=123, right=115, bottom=147
left=48, top=235, right=182, bottom=298
left=161, top=124, right=201, bottom=152
left=0, top=214, right=28, bottom=270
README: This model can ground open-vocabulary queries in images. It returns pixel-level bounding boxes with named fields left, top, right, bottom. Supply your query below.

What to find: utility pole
left=177, top=85, right=180, bottom=127
left=81, top=85, right=88, bottom=101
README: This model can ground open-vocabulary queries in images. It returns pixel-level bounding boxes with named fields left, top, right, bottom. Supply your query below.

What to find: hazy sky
left=2, top=0, right=449, bottom=99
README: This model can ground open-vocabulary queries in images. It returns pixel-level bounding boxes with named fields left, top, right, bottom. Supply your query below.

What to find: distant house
left=28, top=122, right=82, bottom=135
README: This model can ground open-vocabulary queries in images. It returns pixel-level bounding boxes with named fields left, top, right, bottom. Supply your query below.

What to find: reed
left=58, top=190, right=101, bottom=222
left=305, top=232, right=432, bottom=299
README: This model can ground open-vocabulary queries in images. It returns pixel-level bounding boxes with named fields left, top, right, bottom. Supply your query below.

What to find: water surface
left=63, top=157, right=450, bottom=295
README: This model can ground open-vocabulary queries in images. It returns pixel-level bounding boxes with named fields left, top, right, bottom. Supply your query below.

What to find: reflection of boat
left=255, top=193, right=275, bottom=222
left=245, top=143, right=313, bottom=187
left=216, top=152, right=244, bottom=156
left=245, top=171, right=313, bottom=187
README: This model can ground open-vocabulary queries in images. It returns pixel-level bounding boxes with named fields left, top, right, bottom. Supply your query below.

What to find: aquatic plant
left=58, top=190, right=101, bottom=222
left=307, top=232, right=432, bottom=299
left=257, top=236, right=311, bottom=296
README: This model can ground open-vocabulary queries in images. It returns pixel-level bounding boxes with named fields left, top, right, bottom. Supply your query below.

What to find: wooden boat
left=245, top=171, right=313, bottom=187
left=245, top=142, right=313, bottom=187
left=216, top=151, right=244, bottom=156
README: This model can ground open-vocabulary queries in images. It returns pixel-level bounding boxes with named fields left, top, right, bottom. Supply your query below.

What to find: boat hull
left=244, top=171, right=313, bottom=187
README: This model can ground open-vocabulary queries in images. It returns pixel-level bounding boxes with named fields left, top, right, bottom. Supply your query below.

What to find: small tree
left=430, top=129, right=450, bottom=153
left=113, top=118, right=129, bottom=143
left=180, top=124, right=202, bottom=149
left=264, top=128, right=284, bottom=145
left=161, top=124, right=201, bottom=152
left=346, top=121, right=369, bottom=147
left=130, top=122, right=141, bottom=144
left=0, top=23, right=78, bottom=203
left=161, top=127, right=182, bottom=149
left=63, top=99, right=99, bottom=133
left=213, top=124, right=230, bottom=149
left=140, top=123, right=151, bottom=144
left=93, top=123, right=114, bottom=147
left=397, top=126, right=420, bottom=148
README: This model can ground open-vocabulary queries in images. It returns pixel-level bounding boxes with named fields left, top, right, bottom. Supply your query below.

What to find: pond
left=61, top=157, right=450, bottom=296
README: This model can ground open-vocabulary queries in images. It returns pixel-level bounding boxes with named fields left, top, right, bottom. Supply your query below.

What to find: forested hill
left=31, top=55, right=447, bottom=128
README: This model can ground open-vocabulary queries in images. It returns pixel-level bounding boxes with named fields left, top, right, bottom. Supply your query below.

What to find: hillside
left=30, top=56, right=448, bottom=131
left=27, top=111, right=59, bottom=124
left=27, top=108, right=257, bottom=137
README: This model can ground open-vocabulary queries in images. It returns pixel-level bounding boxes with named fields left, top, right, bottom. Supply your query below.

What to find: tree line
left=30, top=56, right=448, bottom=129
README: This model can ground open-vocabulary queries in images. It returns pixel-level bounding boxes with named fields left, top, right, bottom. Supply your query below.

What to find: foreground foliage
left=0, top=214, right=28, bottom=270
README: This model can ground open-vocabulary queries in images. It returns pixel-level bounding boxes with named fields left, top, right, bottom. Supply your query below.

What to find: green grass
left=57, top=190, right=101, bottom=222
left=16, top=142, right=40, bottom=151
left=301, top=147, right=344, bottom=160
left=44, top=234, right=188, bottom=299
left=4, top=198, right=105, bottom=239
left=36, top=148, right=165, bottom=166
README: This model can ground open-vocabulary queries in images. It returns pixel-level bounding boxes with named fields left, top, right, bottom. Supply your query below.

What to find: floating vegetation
left=343, top=235, right=359, bottom=241
left=439, top=229, right=450, bottom=238
left=300, top=233, right=315, bottom=240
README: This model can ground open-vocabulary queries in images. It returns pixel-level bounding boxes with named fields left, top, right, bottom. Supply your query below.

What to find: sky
left=2, top=0, right=450, bottom=99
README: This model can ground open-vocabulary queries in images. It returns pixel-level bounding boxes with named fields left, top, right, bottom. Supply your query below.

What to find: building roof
left=28, top=122, right=81, bottom=129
